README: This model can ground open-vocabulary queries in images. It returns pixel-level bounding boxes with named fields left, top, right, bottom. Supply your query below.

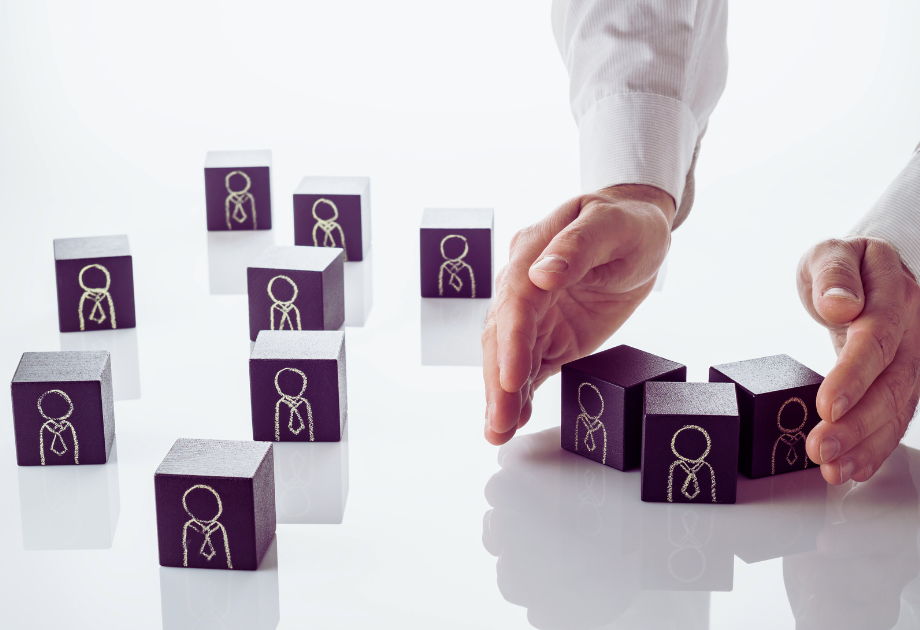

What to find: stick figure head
left=577, top=382, right=604, bottom=419
left=183, top=484, right=223, bottom=523
left=777, top=397, right=808, bottom=434
left=440, top=234, right=469, bottom=261
left=274, top=367, right=307, bottom=398
left=267, top=275, right=298, bottom=305
left=37, top=389, right=74, bottom=422
left=312, top=198, right=339, bottom=222
left=671, top=425, right=712, bottom=463
left=78, top=264, right=111, bottom=293
left=225, top=170, right=251, bottom=195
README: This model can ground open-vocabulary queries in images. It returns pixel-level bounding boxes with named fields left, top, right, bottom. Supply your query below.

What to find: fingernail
left=822, top=287, right=859, bottom=300
left=486, top=402, right=495, bottom=431
left=831, top=396, right=848, bottom=422
left=839, top=460, right=856, bottom=483
left=819, top=436, right=840, bottom=463
left=531, top=255, right=568, bottom=274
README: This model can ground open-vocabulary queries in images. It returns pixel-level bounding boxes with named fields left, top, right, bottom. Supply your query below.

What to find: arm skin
left=482, top=184, right=675, bottom=445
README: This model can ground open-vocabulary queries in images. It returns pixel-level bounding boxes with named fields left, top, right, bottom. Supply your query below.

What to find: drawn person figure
left=78, top=263, right=116, bottom=331
left=182, top=484, right=233, bottom=569
left=274, top=367, right=314, bottom=441
left=438, top=234, right=476, bottom=298
left=771, top=397, right=809, bottom=475
left=667, top=425, right=716, bottom=503
left=224, top=170, right=256, bottom=230
left=667, top=506, right=714, bottom=583
left=574, top=382, right=607, bottom=465
left=311, top=198, right=347, bottom=260
left=267, top=275, right=302, bottom=331
left=37, top=389, right=79, bottom=465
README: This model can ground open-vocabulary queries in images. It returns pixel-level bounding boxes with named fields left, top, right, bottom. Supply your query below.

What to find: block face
left=250, top=359, right=343, bottom=442
left=561, top=345, right=686, bottom=471
left=10, top=351, right=114, bottom=466
left=54, top=236, right=136, bottom=332
left=561, top=367, right=626, bottom=469
left=293, top=177, right=370, bottom=261
left=246, top=246, right=345, bottom=341
left=204, top=151, right=273, bottom=231
left=641, top=382, right=739, bottom=504
left=154, top=439, right=275, bottom=571
left=420, top=208, right=493, bottom=299
left=709, top=355, right=824, bottom=479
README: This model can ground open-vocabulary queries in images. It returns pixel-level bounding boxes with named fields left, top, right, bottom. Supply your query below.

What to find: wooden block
left=246, top=245, right=344, bottom=341
left=154, top=439, right=276, bottom=571
left=204, top=150, right=273, bottom=231
left=420, top=208, right=493, bottom=298
left=709, top=354, right=824, bottom=479
left=54, top=235, right=136, bottom=333
left=561, top=345, right=686, bottom=471
left=10, top=351, right=115, bottom=466
left=641, top=382, right=740, bottom=504
left=249, top=330, right=347, bottom=442
left=293, top=176, right=370, bottom=262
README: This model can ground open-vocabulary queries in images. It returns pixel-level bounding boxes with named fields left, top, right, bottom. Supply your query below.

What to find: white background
left=1, top=0, right=919, bottom=628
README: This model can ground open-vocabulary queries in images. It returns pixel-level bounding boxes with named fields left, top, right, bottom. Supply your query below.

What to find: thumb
left=805, top=239, right=866, bottom=327
left=528, top=201, right=668, bottom=293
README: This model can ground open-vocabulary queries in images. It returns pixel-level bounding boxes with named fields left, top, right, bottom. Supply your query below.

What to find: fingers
left=808, top=239, right=916, bottom=424
left=806, top=329, right=920, bottom=484
left=483, top=304, right=527, bottom=444
left=798, top=238, right=866, bottom=328
left=528, top=193, right=671, bottom=294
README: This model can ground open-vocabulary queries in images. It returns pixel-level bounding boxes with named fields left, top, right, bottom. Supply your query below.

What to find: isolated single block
left=293, top=176, right=370, bottom=262
left=420, top=208, right=493, bottom=298
left=10, top=351, right=115, bottom=466
left=54, top=235, right=137, bottom=333
left=561, top=345, right=686, bottom=471
left=154, top=439, right=276, bottom=571
left=246, top=246, right=344, bottom=341
left=709, top=354, right=824, bottom=479
left=204, top=150, right=273, bottom=231
left=249, top=330, right=347, bottom=442
left=641, top=382, right=740, bottom=504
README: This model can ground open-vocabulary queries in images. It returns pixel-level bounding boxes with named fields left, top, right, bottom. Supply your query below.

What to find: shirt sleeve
left=848, top=144, right=920, bottom=282
left=551, top=0, right=729, bottom=228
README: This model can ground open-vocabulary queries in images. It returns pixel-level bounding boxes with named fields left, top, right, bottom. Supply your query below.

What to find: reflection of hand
left=482, top=185, right=675, bottom=445
left=797, top=237, right=920, bottom=484
left=783, top=446, right=920, bottom=630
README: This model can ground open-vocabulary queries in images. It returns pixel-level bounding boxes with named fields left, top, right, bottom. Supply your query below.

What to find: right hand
left=482, top=184, right=676, bottom=445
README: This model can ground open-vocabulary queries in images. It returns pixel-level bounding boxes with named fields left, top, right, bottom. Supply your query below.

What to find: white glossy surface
left=2, top=1, right=920, bottom=628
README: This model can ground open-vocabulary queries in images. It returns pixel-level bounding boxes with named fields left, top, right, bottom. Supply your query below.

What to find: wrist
left=596, top=184, right=677, bottom=228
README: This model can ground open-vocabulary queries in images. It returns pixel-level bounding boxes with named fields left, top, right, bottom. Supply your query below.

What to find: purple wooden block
left=54, top=235, right=136, bottom=333
left=293, top=177, right=370, bottom=262
left=420, top=208, right=493, bottom=298
left=154, top=439, right=276, bottom=571
left=709, top=354, right=824, bottom=479
left=249, top=330, right=347, bottom=442
left=204, top=150, right=273, bottom=231
left=10, top=351, right=114, bottom=466
left=246, top=246, right=344, bottom=341
left=561, top=345, right=686, bottom=471
left=641, top=382, right=740, bottom=504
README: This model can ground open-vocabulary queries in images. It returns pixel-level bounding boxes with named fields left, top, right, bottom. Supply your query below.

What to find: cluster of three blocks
left=562, top=346, right=824, bottom=503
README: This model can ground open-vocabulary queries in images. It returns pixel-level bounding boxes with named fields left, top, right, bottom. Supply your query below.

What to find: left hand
left=798, top=236, right=920, bottom=484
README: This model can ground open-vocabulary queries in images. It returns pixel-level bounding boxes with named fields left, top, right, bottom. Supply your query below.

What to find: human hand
left=798, top=237, right=920, bottom=484
left=482, top=184, right=676, bottom=445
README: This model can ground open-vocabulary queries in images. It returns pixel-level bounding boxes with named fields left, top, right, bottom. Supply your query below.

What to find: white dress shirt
left=552, top=0, right=920, bottom=281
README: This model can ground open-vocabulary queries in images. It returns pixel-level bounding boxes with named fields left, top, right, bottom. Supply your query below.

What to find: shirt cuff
left=578, top=92, right=700, bottom=217
left=848, top=150, right=920, bottom=283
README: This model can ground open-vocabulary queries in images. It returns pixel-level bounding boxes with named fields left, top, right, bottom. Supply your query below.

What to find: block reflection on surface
left=18, top=441, right=120, bottom=550
left=207, top=230, right=276, bottom=295
left=159, top=536, right=280, bottom=630
left=273, top=427, right=349, bottom=524
left=420, top=298, right=490, bottom=366
left=59, top=328, right=140, bottom=400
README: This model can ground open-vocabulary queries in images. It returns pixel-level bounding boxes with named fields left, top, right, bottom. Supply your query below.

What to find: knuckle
left=852, top=412, right=874, bottom=443
left=558, top=224, right=594, bottom=254
left=816, top=258, right=861, bottom=288
left=509, top=226, right=531, bottom=255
